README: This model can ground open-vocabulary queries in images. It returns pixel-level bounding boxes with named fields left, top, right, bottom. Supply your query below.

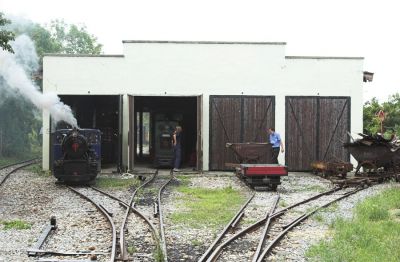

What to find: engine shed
left=42, top=40, right=365, bottom=172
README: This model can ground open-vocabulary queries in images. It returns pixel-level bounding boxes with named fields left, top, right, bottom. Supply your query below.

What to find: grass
left=153, top=242, right=165, bottom=262
left=127, top=245, right=137, bottom=255
left=0, top=157, right=21, bottom=167
left=1, top=220, right=31, bottom=230
left=279, top=199, right=288, bottom=207
left=170, top=182, right=246, bottom=229
left=95, top=177, right=140, bottom=189
left=191, top=239, right=203, bottom=246
left=312, top=213, right=325, bottom=223
left=24, top=163, right=51, bottom=177
left=306, top=188, right=400, bottom=262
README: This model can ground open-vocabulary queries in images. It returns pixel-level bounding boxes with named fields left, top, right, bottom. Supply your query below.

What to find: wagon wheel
left=360, top=161, right=377, bottom=176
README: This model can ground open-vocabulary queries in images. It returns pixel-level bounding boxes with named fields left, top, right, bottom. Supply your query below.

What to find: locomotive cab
left=154, top=118, right=179, bottom=167
left=53, top=128, right=101, bottom=183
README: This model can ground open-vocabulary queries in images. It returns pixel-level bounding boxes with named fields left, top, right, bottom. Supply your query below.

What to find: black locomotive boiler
left=53, top=128, right=101, bottom=183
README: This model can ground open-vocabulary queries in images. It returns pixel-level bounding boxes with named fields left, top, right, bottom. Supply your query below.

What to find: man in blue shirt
left=268, top=127, right=284, bottom=164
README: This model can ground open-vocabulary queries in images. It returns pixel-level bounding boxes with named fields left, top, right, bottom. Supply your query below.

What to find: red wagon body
left=237, top=164, right=288, bottom=190
left=226, top=143, right=288, bottom=190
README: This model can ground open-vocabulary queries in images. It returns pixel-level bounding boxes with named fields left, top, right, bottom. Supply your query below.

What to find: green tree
left=49, top=19, right=102, bottom=54
left=363, top=93, right=400, bottom=137
left=0, top=99, right=40, bottom=158
left=363, top=97, right=381, bottom=134
left=0, top=12, right=15, bottom=53
left=0, top=16, right=103, bottom=159
left=10, top=19, right=102, bottom=61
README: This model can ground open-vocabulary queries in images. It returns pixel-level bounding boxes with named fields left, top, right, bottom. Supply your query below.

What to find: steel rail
left=0, top=157, right=39, bottom=171
left=67, top=186, right=117, bottom=262
left=252, top=195, right=280, bottom=262
left=90, top=184, right=160, bottom=260
left=256, top=187, right=364, bottom=262
left=0, top=158, right=40, bottom=186
left=198, top=193, right=255, bottom=262
left=118, top=170, right=158, bottom=261
left=206, top=187, right=342, bottom=262
left=272, top=187, right=341, bottom=217
left=90, top=171, right=159, bottom=261
left=157, top=173, right=175, bottom=262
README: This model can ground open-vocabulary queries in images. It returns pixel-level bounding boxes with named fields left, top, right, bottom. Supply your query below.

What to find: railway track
left=0, top=158, right=40, bottom=187
left=133, top=170, right=174, bottom=262
left=64, top=170, right=159, bottom=261
left=45, top=169, right=174, bottom=262
left=200, top=185, right=365, bottom=261
left=198, top=190, right=282, bottom=262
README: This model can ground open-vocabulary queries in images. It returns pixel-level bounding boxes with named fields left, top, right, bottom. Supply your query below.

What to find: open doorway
left=53, top=95, right=123, bottom=171
left=134, top=96, right=199, bottom=169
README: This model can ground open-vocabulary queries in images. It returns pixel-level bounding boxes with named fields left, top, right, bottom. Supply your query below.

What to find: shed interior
left=134, top=96, right=198, bottom=169
left=55, top=95, right=122, bottom=171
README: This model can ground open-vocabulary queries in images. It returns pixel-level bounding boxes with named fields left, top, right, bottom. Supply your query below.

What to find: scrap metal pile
left=312, top=133, right=400, bottom=186
left=344, top=133, right=400, bottom=174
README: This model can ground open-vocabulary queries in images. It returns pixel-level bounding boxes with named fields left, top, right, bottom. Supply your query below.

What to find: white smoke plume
left=0, top=35, right=78, bottom=127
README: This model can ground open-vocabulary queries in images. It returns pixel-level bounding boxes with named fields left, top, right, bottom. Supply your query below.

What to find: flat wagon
left=226, top=143, right=288, bottom=190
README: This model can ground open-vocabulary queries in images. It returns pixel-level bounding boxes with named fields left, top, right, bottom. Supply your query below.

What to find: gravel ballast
left=0, top=167, right=398, bottom=262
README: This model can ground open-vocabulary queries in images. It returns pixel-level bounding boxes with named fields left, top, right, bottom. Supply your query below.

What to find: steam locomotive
left=53, top=128, right=101, bottom=183
left=153, top=113, right=182, bottom=168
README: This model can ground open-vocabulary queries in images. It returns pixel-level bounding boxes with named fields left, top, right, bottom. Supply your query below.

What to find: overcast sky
left=2, top=0, right=399, bottom=102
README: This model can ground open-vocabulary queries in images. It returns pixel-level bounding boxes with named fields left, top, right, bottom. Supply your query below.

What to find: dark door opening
left=134, top=96, right=198, bottom=169
left=55, top=95, right=123, bottom=170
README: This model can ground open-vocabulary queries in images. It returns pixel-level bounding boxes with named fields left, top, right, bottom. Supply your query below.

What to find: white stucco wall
left=42, top=42, right=364, bottom=170
left=280, top=56, right=364, bottom=165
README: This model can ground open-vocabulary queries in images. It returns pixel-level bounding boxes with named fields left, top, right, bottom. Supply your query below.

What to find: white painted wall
left=279, top=57, right=364, bottom=164
left=42, top=42, right=364, bottom=170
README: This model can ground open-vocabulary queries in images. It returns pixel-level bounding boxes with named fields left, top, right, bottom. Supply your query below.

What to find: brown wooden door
left=243, top=97, right=274, bottom=163
left=318, top=97, right=350, bottom=162
left=285, top=96, right=350, bottom=171
left=210, top=96, right=275, bottom=170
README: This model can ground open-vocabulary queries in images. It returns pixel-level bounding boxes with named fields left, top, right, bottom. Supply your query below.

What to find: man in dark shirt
left=172, top=126, right=182, bottom=172
left=268, top=127, right=284, bottom=164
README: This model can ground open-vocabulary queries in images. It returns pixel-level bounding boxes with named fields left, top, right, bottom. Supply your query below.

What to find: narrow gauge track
left=64, top=170, right=173, bottom=262
left=198, top=191, right=281, bottom=262
left=199, top=192, right=261, bottom=262
left=133, top=170, right=174, bottom=262
left=0, top=158, right=40, bottom=187
left=201, top=186, right=365, bottom=262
